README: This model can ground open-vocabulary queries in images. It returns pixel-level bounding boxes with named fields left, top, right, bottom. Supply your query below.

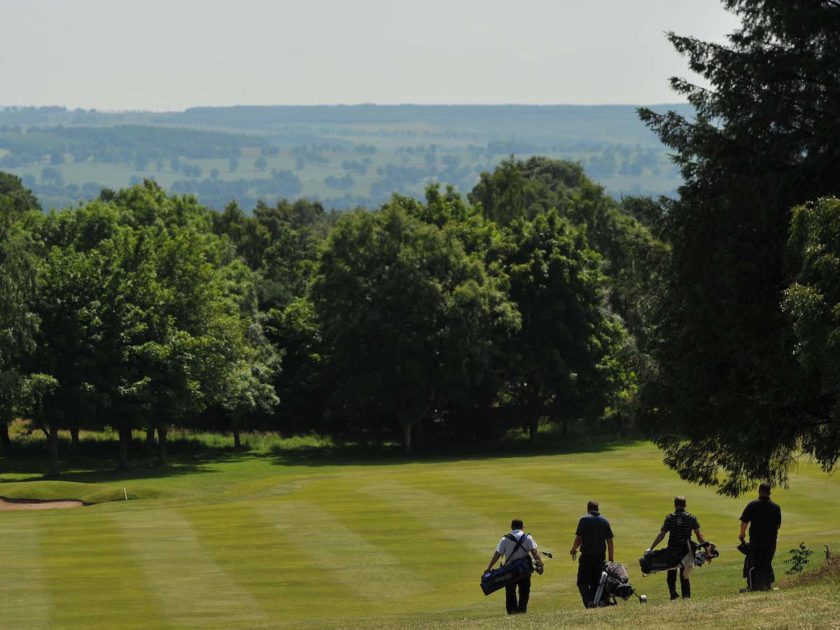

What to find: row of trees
left=0, top=124, right=263, bottom=168
left=0, top=153, right=663, bottom=475
left=0, top=175, right=279, bottom=474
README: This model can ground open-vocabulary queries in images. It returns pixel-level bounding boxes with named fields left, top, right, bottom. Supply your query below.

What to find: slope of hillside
left=1, top=440, right=835, bottom=629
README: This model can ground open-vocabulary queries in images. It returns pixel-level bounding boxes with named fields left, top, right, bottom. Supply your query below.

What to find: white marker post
left=123, top=488, right=128, bottom=501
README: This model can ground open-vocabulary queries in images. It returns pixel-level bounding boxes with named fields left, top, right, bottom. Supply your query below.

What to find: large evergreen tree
left=638, top=0, right=840, bottom=494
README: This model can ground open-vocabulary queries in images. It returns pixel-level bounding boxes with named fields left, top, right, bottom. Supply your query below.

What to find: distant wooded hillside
left=0, top=104, right=688, bottom=210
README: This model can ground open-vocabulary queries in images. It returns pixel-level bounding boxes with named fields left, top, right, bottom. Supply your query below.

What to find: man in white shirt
left=485, top=519, right=543, bottom=614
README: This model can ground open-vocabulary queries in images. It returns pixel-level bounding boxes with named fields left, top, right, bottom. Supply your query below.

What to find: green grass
left=1, top=438, right=838, bottom=629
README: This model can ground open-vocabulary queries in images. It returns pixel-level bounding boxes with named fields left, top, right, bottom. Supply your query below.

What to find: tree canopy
left=502, top=209, right=627, bottom=442
left=782, top=197, right=840, bottom=471
left=638, top=0, right=840, bottom=494
left=311, top=201, right=520, bottom=452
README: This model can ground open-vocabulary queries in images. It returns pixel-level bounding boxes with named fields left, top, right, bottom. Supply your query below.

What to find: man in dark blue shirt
left=570, top=500, right=614, bottom=607
left=739, top=483, right=782, bottom=591
left=648, top=496, right=705, bottom=599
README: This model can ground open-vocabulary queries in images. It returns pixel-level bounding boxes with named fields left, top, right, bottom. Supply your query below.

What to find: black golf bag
left=592, top=561, right=646, bottom=606
left=639, top=541, right=719, bottom=576
left=639, top=547, right=684, bottom=575
left=481, top=557, right=533, bottom=596
left=738, top=540, right=775, bottom=591
left=481, top=532, right=534, bottom=596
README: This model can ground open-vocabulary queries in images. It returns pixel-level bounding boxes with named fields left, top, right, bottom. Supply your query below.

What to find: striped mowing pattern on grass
left=355, top=478, right=500, bottom=555
left=176, top=501, right=362, bottom=622
left=260, top=500, right=432, bottom=603
left=112, top=508, right=269, bottom=629
left=0, top=519, right=50, bottom=630
left=1, top=442, right=840, bottom=629
left=40, top=509, right=171, bottom=630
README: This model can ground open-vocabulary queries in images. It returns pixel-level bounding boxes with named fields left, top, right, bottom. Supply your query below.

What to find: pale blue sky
left=1, top=0, right=739, bottom=111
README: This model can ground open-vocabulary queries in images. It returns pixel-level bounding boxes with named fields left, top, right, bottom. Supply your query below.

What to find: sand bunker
left=0, top=497, right=84, bottom=511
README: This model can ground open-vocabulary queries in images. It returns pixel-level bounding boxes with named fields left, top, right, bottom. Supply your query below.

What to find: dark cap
left=758, top=483, right=772, bottom=496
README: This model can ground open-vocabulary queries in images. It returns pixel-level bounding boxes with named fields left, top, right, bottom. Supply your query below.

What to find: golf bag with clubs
left=737, top=540, right=775, bottom=591
left=591, top=561, right=647, bottom=607
left=639, top=540, right=720, bottom=576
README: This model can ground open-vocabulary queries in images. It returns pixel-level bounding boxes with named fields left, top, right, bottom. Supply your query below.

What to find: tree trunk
left=562, top=417, right=568, bottom=438
left=157, top=425, right=168, bottom=465
left=70, top=426, right=80, bottom=450
left=118, top=426, right=131, bottom=469
left=528, top=411, right=538, bottom=444
left=402, top=421, right=413, bottom=455
left=0, top=422, right=10, bottom=449
left=146, top=426, right=156, bottom=449
left=48, top=425, right=60, bottom=477
left=233, top=426, right=242, bottom=449
left=413, top=417, right=425, bottom=450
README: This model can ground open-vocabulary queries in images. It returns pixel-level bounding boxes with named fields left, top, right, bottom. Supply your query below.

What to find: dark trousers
left=577, top=555, right=604, bottom=608
left=505, top=577, right=531, bottom=614
left=666, top=566, right=690, bottom=598
left=748, top=541, right=776, bottom=590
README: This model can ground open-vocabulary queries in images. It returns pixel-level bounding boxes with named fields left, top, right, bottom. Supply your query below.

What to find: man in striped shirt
left=648, top=496, right=706, bottom=600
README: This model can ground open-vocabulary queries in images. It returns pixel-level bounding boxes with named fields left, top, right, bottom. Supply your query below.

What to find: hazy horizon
left=2, top=0, right=738, bottom=111
left=0, top=102, right=695, bottom=114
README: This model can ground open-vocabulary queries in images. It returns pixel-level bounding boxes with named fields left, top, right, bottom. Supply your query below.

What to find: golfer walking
left=485, top=519, right=543, bottom=614
left=570, top=500, right=614, bottom=607
left=739, top=482, right=782, bottom=591
left=648, top=496, right=705, bottom=600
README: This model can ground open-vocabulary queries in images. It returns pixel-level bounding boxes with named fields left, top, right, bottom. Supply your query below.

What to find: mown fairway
left=1, top=441, right=839, bottom=629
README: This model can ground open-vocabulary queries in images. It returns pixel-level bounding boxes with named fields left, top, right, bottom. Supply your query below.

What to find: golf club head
left=541, top=551, right=554, bottom=559
left=638, top=594, right=648, bottom=603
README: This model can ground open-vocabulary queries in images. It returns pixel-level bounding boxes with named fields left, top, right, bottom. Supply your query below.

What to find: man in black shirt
left=739, top=482, right=782, bottom=591
left=570, top=500, right=614, bottom=608
left=648, top=496, right=705, bottom=600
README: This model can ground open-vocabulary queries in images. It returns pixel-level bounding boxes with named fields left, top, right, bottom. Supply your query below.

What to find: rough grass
left=330, top=582, right=840, bottom=629
left=779, top=554, right=840, bottom=589
left=1, top=438, right=839, bottom=629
